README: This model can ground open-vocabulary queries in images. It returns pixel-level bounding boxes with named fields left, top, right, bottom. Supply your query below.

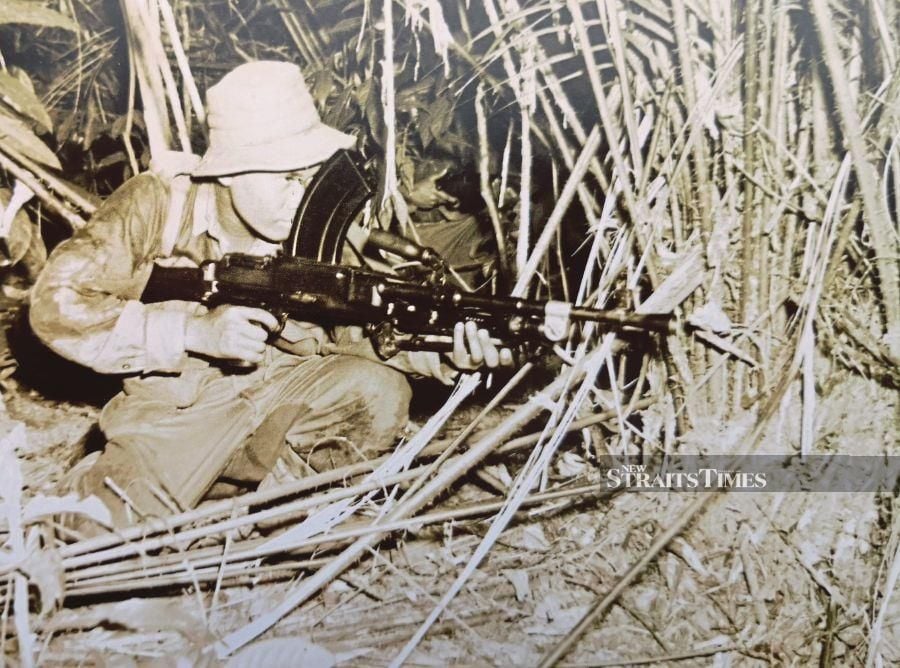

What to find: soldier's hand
left=185, top=305, right=279, bottom=365
left=406, top=167, right=459, bottom=210
left=449, top=321, right=514, bottom=371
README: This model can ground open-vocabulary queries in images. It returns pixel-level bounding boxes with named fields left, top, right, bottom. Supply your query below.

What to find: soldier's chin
left=251, top=221, right=292, bottom=243
left=271, top=226, right=291, bottom=242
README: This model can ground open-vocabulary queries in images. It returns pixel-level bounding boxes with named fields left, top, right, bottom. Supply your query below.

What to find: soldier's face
left=223, top=167, right=318, bottom=242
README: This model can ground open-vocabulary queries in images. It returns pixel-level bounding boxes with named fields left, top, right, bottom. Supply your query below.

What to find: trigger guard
left=265, top=311, right=288, bottom=343
left=275, top=312, right=288, bottom=336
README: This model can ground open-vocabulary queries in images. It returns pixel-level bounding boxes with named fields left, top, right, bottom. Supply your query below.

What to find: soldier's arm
left=30, top=174, right=198, bottom=374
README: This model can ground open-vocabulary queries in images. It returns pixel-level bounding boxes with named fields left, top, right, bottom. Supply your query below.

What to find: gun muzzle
left=569, top=307, right=676, bottom=334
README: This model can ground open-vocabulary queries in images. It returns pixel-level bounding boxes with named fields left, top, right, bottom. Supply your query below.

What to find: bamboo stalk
left=60, top=384, right=646, bottom=567
left=119, top=0, right=172, bottom=159
left=63, top=465, right=427, bottom=571
left=66, top=557, right=332, bottom=598
left=146, top=4, right=190, bottom=153
left=754, top=0, right=782, bottom=375
left=535, top=85, right=611, bottom=261
left=512, top=126, right=602, bottom=297
left=457, top=0, right=612, bottom=226
left=740, top=0, right=760, bottom=326
left=565, top=0, right=659, bottom=289
left=274, top=0, right=321, bottom=68
left=517, top=54, right=534, bottom=277
left=669, top=0, right=712, bottom=243
left=809, top=0, right=900, bottom=359
left=157, top=0, right=205, bottom=127
left=66, top=480, right=616, bottom=599
left=395, top=337, right=627, bottom=663
left=475, top=83, right=511, bottom=278
left=597, top=0, right=644, bottom=184
left=0, top=151, right=88, bottom=230
left=3, top=147, right=98, bottom=215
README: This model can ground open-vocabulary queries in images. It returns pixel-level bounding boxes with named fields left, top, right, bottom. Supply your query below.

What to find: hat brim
left=191, top=124, right=356, bottom=177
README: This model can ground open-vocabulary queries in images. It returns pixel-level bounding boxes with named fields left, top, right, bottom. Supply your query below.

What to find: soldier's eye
left=285, top=168, right=317, bottom=188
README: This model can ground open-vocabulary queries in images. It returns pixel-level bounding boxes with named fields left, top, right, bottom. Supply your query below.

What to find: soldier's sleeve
left=29, top=174, right=196, bottom=374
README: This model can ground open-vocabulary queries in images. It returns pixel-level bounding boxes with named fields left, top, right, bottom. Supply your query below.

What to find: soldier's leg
left=76, top=373, right=263, bottom=526
left=72, top=354, right=411, bottom=526
left=229, top=354, right=412, bottom=484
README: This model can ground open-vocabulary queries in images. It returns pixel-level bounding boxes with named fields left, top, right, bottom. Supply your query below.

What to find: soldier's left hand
left=449, top=321, right=514, bottom=371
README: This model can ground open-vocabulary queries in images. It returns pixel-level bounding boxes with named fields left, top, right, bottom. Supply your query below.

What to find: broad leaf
left=0, top=0, right=76, bottom=31
left=0, top=111, right=61, bottom=169
left=0, top=71, right=52, bottom=132
left=21, top=493, right=112, bottom=526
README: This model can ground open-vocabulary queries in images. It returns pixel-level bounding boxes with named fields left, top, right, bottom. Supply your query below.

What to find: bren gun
left=142, top=150, right=674, bottom=358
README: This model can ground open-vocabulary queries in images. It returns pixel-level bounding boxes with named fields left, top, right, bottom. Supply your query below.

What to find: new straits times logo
left=597, top=457, right=900, bottom=493
left=606, top=463, right=767, bottom=491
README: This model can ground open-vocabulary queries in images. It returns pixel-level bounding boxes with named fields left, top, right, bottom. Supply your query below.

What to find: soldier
left=402, top=153, right=495, bottom=290
left=30, top=61, right=511, bottom=529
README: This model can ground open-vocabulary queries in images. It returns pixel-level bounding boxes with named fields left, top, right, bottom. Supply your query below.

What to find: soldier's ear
left=217, top=176, right=234, bottom=187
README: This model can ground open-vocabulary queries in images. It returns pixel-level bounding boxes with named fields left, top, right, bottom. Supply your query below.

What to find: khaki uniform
left=411, top=211, right=492, bottom=288
left=31, top=170, right=450, bottom=525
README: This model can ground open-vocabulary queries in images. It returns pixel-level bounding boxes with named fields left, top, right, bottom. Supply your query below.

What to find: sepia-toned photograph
left=0, top=0, right=898, bottom=665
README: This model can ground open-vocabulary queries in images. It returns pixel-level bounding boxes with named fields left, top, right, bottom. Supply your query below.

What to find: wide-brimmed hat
left=192, top=61, right=355, bottom=177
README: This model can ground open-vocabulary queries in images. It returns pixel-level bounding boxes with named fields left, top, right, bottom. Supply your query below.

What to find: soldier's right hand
left=405, top=167, right=459, bottom=210
left=185, top=305, right=280, bottom=365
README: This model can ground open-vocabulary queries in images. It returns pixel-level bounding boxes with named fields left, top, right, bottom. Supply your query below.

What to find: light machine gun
left=142, top=151, right=673, bottom=358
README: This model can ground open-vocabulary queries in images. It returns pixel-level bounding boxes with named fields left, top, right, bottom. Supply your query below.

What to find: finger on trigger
left=242, top=307, right=279, bottom=332
left=499, top=348, right=515, bottom=367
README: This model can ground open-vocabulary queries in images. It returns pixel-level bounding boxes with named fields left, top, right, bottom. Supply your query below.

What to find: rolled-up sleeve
left=30, top=174, right=194, bottom=374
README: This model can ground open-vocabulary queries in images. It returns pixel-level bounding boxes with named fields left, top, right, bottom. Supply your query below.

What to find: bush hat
left=192, top=61, right=355, bottom=177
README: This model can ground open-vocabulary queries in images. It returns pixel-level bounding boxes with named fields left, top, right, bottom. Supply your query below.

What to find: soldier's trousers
left=77, top=350, right=411, bottom=527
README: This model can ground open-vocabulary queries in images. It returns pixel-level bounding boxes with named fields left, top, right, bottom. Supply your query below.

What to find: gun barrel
left=568, top=307, right=674, bottom=334
left=379, top=282, right=674, bottom=335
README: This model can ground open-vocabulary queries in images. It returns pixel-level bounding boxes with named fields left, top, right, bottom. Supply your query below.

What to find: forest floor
left=1, top=285, right=899, bottom=667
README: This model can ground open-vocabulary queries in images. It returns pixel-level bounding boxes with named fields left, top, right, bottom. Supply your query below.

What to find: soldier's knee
left=329, top=357, right=411, bottom=433
left=329, top=357, right=409, bottom=400
left=360, top=360, right=411, bottom=412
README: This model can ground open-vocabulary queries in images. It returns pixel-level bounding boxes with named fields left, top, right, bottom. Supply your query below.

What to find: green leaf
left=0, top=111, right=61, bottom=169
left=0, top=71, right=52, bottom=132
left=311, top=69, right=334, bottom=108
left=428, top=96, right=454, bottom=142
left=95, top=150, right=127, bottom=169
left=0, top=0, right=77, bottom=30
